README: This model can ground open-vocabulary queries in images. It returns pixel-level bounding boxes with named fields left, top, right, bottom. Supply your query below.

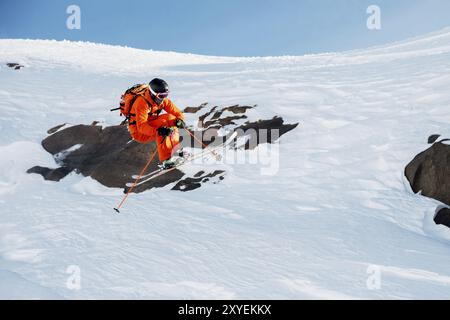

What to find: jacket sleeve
left=135, top=97, right=157, bottom=136
left=163, top=99, right=184, bottom=120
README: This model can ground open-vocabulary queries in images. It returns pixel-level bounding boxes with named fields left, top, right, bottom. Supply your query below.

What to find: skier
left=127, top=78, right=186, bottom=169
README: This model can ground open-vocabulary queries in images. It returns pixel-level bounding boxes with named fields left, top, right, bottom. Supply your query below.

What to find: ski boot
left=160, top=158, right=177, bottom=170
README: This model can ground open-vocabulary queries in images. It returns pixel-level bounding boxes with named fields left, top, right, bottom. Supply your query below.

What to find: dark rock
left=47, top=123, right=67, bottom=135
left=194, top=171, right=205, bottom=177
left=198, top=104, right=255, bottom=128
left=6, top=63, right=24, bottom=70
left=184, top=102, right=208, bottom=114
left=42, top=124, right=104, bottom=155
left=434, top=208, right=450, bottom=228
left=172, top=170, right=225, bottom=192
left=190, top=105, right=298, bottom=150
left=183, top=103, right=254, bottom=116
left=204, top=115, right=247, bottom=128
left=30, top=124, right=166, bottom=190
left=198, top=106, right=219, bottom=124
left=27, top=166, right=72, bottom=181
left=405, top=141, right=450, bottom=206
left=211, top=110, right=223, bottom=120
left=125, top=169, right=185, bottom=194
left=428, top=134, right=441, bottom=144
left=223, top=105, right=254, bottom=114
left=237, top=116, right=299, bottom=149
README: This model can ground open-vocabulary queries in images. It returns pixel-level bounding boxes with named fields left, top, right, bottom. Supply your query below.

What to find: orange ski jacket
left=128, top=89, right=184, bottom=138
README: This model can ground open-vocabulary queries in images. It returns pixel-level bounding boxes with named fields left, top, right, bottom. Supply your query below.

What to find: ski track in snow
left=1, top=29, right=450, bottom=299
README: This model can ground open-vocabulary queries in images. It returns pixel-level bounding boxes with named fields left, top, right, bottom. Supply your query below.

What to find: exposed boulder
left=183, top=102, right=208, bottom=114
left=36, top=124, right=181, bottom=189
left=405, top=141, right=450, bottom=206
left=47, top=123, right=67, bottom=135
left=223, top=105, right=254, bottom=114
left=404, top=137, right=450, bottom=230
left=434, top=208, right=450, bottom=228
left=191, top=103, right=299, bottom=149
left=236, top=117, right=299, bottom=150
left=172, top=170, right=225, bottom=192
left=27, top=166, right=72, bottom=182
left=428, top=134, right=441, bottom=144
left=6, top=63, right=24, bottom=70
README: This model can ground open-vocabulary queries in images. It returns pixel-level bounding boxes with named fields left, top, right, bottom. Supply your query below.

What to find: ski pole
left=114, top=148, right=158, bottom=213
left=184, top=128, right=221, bottom=160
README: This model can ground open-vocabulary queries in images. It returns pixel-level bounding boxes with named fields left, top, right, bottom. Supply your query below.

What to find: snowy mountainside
left=1, top=28, right=450, bottom=299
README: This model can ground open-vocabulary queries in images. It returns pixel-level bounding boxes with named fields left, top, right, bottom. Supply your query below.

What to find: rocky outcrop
left=405, top=135, right=450, bottom=230
left=405, top=139, right=450, bottom=206
left=190, top=104, right=299, bottom=149
left=29, top=124, right=178, bottom=189
left=236, top=117, right=299, bottom=150
left=172, top=170, right=225, bottom=192
left=428, top=134, right=441, bottom=144
left=434, top=208, right=450, bottom=228
left=28, top=103, right=299, bottom=193
left=183, top=102, right=208, bottom=114
left=27, top=166, right=72, bottom=182
left=6, top=63, right=24, bottom=70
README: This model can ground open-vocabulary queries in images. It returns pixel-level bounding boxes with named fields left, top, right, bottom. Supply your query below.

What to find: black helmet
left=149, top=78, right=169, bottom=105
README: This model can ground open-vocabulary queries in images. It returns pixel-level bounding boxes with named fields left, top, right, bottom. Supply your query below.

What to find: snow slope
left=1, top=28, right=450, bottom=299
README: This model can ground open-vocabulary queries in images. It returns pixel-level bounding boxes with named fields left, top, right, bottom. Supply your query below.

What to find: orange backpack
left=111, top=84, right=153, bottom=125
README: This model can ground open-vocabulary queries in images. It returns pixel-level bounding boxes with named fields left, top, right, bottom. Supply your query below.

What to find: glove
left=175, top=119, right=186, bottom=129
left=157, top=127, right=173, bottom=137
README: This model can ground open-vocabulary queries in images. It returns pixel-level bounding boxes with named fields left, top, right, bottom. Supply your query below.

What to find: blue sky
left=0, top=0, right=449, bottom=56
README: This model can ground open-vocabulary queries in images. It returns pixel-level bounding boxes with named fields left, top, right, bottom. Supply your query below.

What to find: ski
left=128, top=132, right=237, bottom=188
left=131, top=155, right=188, bottom=181
left=129, top=131, right=236, bottom=182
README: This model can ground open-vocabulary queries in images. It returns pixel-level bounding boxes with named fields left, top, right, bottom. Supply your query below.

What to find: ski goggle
left=149, top=87, right=169, bottom=100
